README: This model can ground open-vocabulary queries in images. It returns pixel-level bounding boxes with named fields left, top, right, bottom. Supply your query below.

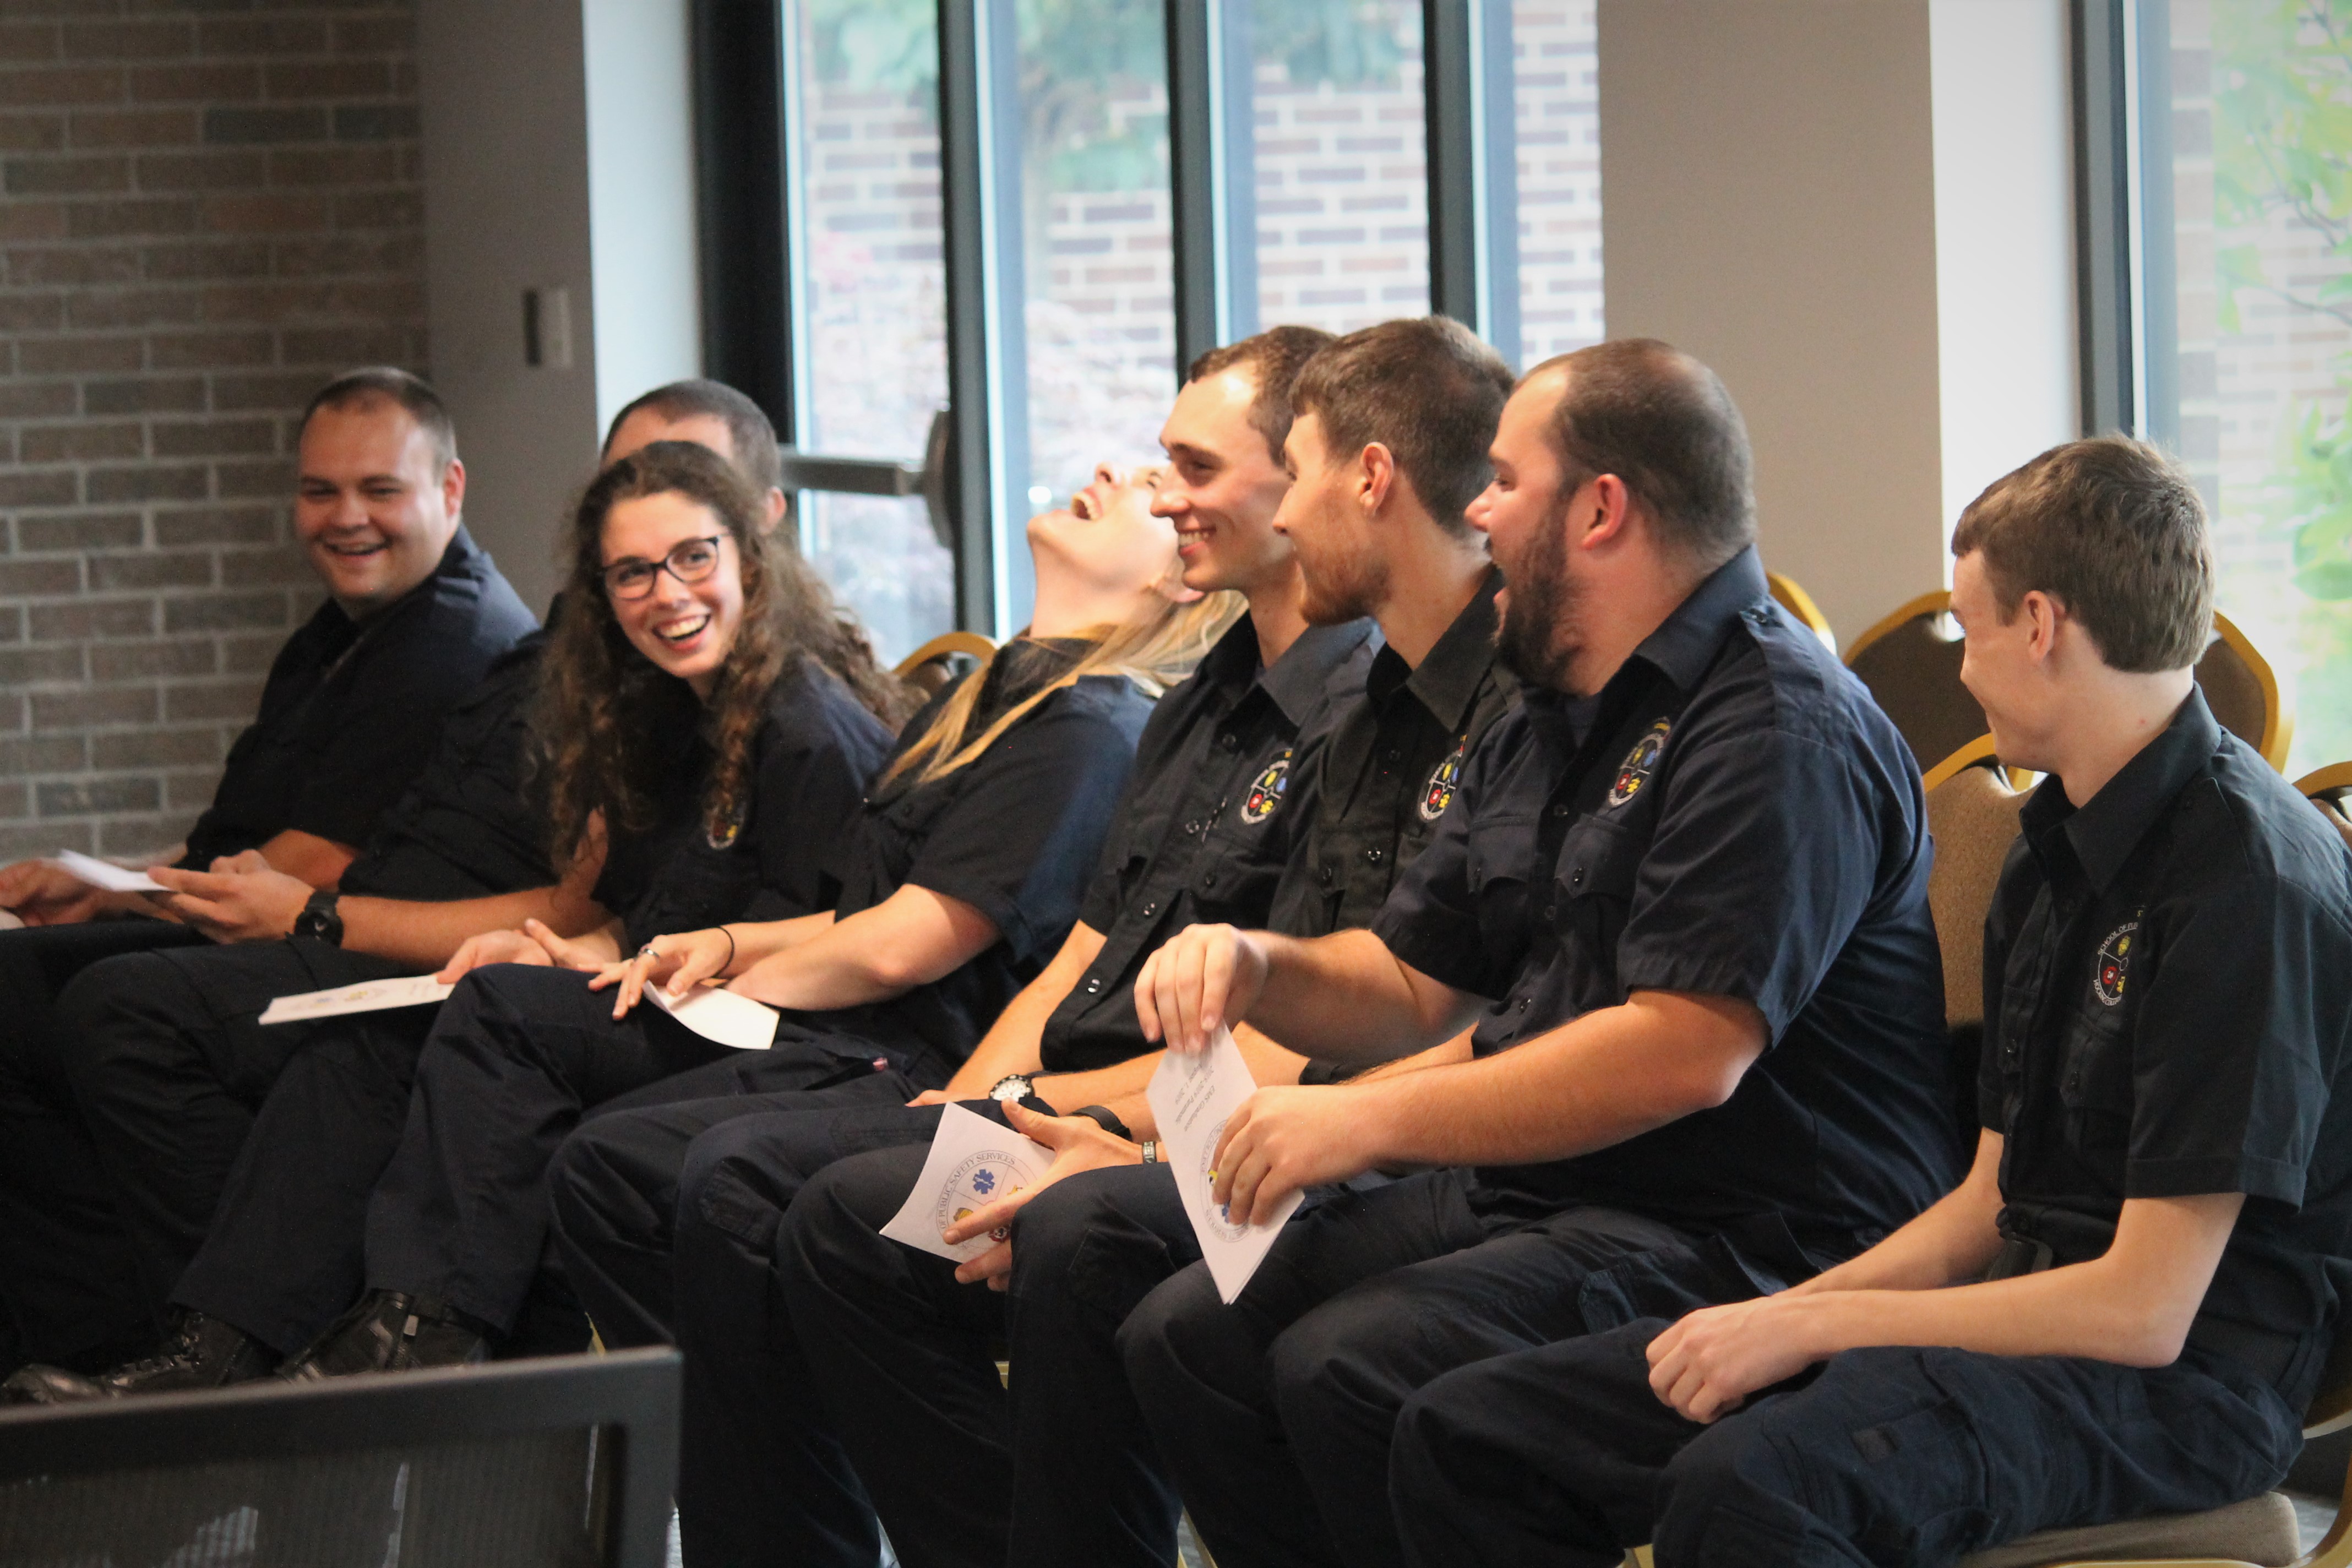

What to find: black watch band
left=295, top=889, right=344, bottom=948
left=1071, top=1104, right=1131, bottom=1141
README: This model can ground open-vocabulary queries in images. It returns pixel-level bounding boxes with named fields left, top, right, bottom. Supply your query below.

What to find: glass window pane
left=1016, top=0, right=1178, bottom=512
left=2160, top=0, right=2352, bottom=774
left=794, top=0, right=954, bottom=660
left=1511, top=0, right=1603, bottom=361
left=1250, top=0, right=1431, bottom=333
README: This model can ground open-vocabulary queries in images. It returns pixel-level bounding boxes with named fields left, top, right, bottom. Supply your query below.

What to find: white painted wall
left=1597, top=0, right=2081, bottom=639
left=416, top=0, right=705, bottom=616
left=584, top=0, right=704, bottom=439
left=1930, top=0, right=2080, bottom=558
left=1598, top=0, right=1950, bottom=641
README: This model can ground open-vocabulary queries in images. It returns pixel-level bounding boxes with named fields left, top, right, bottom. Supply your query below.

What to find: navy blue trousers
left=1388, top=1319, right=2305, bottom=1568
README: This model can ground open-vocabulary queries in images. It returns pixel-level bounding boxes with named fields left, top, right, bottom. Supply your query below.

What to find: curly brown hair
left=533, top=441, right=911, bottom=867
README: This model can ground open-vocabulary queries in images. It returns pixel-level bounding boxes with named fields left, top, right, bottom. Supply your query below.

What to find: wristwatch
left=293, top=890, right=344, bottom=947
left=988, top=1074, right=1035, bottom=1103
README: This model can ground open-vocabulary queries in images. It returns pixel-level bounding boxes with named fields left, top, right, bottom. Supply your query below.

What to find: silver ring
left=638, top=945, right=658, bottom=959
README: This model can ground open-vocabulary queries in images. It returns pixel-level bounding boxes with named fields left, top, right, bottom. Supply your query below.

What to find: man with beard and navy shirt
left=0, top=380, right=797, bottom=1393
left=1385, top=438, right=2352, bottom=1568
left=752, top=317, right=1522, bottom=1568
left=925, top=337, right=1959, bottom=1568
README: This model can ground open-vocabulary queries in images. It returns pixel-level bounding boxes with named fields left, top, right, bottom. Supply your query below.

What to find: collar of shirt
left=1365, top=567, right=1506, bottom=732
left=1256, top=616, right=1378, bottom=722
left=2021, top=688, right=2222, bottom=894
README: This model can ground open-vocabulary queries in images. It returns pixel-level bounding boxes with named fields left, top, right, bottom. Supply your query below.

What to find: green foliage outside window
left=2213, top=0, right=2352, bottom=769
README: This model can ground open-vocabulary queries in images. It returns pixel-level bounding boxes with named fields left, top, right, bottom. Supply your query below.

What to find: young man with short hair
left=1386, top=436, right=2352, bottom=1568
left=0, top=381, right=782, bottom=1392
left=995, top=338, right=1958, bottom=1568
left=763, top=316, right=1523, bottom=1568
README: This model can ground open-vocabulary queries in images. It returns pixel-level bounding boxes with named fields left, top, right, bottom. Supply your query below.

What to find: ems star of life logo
left=1420, top=737, right=1469, bottom=822
left=932, top=1149, right=1032, bottom=1240
left=1240, top=749, right=1293, bottom=825
left=1608, top=720, right=1673, bottom=808
left=2093, top=918, right=2138, bottom=1008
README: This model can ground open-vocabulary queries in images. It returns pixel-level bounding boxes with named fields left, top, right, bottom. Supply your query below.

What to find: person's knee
left=547, top=1121, right=628, bottom=1242
left=57, top=952, right=186, bottom=1092
left=677, top=1121, right=793, bottom=1260
left=1653, top=1402, right=1830, bottom=1564
left=1115, top=1262, right=1227, bottom=1404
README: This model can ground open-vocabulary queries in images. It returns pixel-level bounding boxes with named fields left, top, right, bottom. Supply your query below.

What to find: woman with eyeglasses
left=245, top=457, right=1242, bottom=1379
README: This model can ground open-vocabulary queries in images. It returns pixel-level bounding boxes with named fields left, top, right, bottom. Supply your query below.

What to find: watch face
left=990, top=1076, right=1029, bottom=1101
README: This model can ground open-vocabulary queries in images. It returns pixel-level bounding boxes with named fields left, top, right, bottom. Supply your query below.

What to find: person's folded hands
left=940, top=1101, right=1143, bottom=1290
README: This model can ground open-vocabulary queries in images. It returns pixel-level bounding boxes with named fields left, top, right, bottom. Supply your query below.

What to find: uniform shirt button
left=1185, top=819, right=1204, bottom=835
left=1083, top=977, right=1104, bottom=995
left=1551, top=803, right=1572, bottom=817
left=1517, top=997, right=1531, bottom=1012
left=1141, top=901, right=1158, bottom=918
left=1219, top=732, right=1239, bottom=752
left=1384, top=747, right=1401, bottom=763
left=1543, top=903, right=1558, bottom=922
left=1319, top=866, right=1335, bottom=885
left=1570, top=867, right=1586, bottom=890
left=1201, top=872, right=1217, bottom=889
left=1363, top=846, right=1386, bottom=864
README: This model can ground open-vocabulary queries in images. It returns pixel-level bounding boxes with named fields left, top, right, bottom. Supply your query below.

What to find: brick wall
left=0, top=0, right=426, bottom=864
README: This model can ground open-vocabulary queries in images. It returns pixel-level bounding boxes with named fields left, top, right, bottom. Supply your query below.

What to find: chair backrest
left=2297, top=762, right=2352, bottom=858
left=1766, top=571, right=1837, bottom=656
left=1846, top=592, right=1985, bottom=773
left=1923, top=736, right=2026, bottom=1036
left=2198, top=612, right=2294, bottom=770
left=893, top=630, right=998, bottom=700
left=0, top=1349, right=678, bottom=1568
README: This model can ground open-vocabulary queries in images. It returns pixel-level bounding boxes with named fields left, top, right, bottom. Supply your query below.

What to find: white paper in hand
left=1148, top=1027, right=1303, bottom=1303
left=646, top=983, right=778, bottom=1050
left=53, top=850, right=165, bottom=894
left=879, top=1103, right=1053, bottom=1264
left=258, top=974, right=454, bottom=1026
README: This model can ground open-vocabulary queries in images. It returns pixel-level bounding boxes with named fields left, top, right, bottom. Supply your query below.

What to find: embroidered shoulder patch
left=1240, top=749, right=1293, bottom=825
left=1420, top=737, right=1469, bottom=822
left=1607, top=720, right=1672, bottom=808
left=2093, top=918, right=2138, bottom=1008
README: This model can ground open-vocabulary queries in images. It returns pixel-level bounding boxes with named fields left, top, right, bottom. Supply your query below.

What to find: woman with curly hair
left=262, top=459, right=1239, bottom=1377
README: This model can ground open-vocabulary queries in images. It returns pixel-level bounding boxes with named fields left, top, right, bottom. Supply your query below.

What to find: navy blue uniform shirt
left=183, top=526, right=537, bottom=866
left=786, top=639, right=1154, bottom=1072
left=1983, top=690, right=2352, bottom=1406
left=1275, top=569, right=1517, bottom=937
left=337, top=634, right=554, bottom=904
left=1040, top=615, right=1376, bottom=1074
left=1371, top=547, right=1959, bottom=1256
left=594, top=655, right=895, bottom=953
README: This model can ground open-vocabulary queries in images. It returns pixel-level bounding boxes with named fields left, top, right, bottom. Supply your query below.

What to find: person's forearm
left=1039, top=1022, right=1310, bottom=1136
left=1782, top=1250, right=2213, bottom=1369
left=939, top=924, right=1106, bottom=1099
left=1245, top=929, right=1464, bottom=1063
left=716, top=912, right=835, bottom=973
left=1788, top=1136, right=2007, bottom=1298
left=731, top=888, right=994, bottom=1013
left=255, top=829, right=358, bottom=890
left=1341, top=993, right=1762, bottom=1168
left=339, top=885, right=608, bottom=970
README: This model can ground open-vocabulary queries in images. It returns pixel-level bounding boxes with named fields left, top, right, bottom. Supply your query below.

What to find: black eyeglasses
left=602, top=535, right=726, bottom=601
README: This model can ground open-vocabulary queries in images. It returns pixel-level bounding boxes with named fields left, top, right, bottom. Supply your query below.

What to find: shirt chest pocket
left=2058, top=1004, right=2135, bottom=1155
left=1551, top=816, right=1642, bottom=949
left=1464, top=815, right=1538, bottom=955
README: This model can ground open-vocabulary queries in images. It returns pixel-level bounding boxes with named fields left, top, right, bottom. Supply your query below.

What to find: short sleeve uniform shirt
left=337, top=634, right=554, bottom=903
left=1274, top=570, right=1517, bottom=938
left=783, top=639, right=1154, bottom=1072
left=182, top=527, right=538, bottom=867
left=592, top=656, right=896, bottom=953
left=1372, top=547, right=1959, bottom=1256
left=1037, top=615, right=1376, bottom=1074
left=1982, top=690, right=2352, bottom=1406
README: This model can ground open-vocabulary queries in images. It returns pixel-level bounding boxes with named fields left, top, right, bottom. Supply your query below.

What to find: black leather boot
left=275, top=1291, right=491, bottom=1381
left=0, top=1313, right=279, bottom=1405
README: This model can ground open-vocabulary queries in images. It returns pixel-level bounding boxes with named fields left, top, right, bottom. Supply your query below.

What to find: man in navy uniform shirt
left=759, top=317, right=1525, bottom=1568
left=0, top=382, right=782, bottom=1391
left=1387, top=437, right=2352, bottom=1567
left=0, top=368, right=535, bottom=1378
left=1029, top=338, right=1960, bottom=1568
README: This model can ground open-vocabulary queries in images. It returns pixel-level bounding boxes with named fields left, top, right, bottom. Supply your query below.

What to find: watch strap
left=1071, top=1104, right=1132, bottom=1142
left=297, top=889, right=344, bottom=948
